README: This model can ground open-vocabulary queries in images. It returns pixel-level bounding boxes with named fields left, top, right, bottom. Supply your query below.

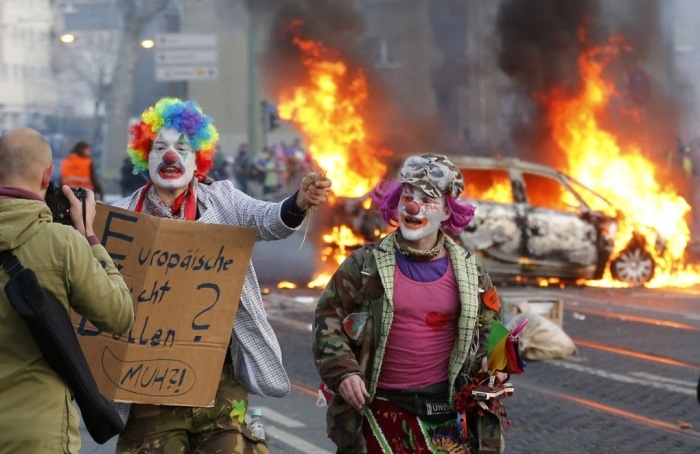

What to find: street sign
left=156, top=49, right=218, bottom=65
left=156, top=66, right=218, bottom=82
left=154, top=33, right=218, bottom=82
left=155, top=33, right=217, bottom=49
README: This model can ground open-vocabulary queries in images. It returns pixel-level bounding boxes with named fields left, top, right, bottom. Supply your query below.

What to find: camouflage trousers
left=116, top=364, right=268, bottom=454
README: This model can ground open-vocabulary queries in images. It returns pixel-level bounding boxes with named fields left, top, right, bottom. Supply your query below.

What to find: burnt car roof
left=447, top=155, right=618, bottom=209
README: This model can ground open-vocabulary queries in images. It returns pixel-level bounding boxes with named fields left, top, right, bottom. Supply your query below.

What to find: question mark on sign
left=192, top=282, right=220, bottom=342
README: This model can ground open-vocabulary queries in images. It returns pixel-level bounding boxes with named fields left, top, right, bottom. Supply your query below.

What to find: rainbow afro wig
left=127, top=97, right=219, bottom=180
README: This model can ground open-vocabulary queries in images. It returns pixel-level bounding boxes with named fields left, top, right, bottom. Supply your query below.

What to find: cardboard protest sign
left=72, top=204, right=256, bottom=407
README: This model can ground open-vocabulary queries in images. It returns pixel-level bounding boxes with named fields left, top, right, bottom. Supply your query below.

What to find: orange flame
left=277, top=21, right=389, bottom=198
left=277, top=22, right=392, bottom=288
left=542, top=35, right=698, bottom=287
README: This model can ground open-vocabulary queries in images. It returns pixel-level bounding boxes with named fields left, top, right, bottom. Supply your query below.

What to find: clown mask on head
left=397, top=184, right=450, bottom=243
left=148, top=127, right=196, bottom=190
left=396, top=154, right=465, bottom=245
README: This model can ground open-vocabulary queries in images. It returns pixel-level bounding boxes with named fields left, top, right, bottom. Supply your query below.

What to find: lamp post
left=247, top=11, right=261, bottom=157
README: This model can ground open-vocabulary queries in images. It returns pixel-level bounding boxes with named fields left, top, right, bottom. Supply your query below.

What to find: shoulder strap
left=0, top=250, right=23, bottom=278
left=358, top=242, right=379, bottom=287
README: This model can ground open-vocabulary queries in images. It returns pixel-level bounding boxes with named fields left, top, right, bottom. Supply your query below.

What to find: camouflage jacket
left=312, top=232, right=501, bottom=448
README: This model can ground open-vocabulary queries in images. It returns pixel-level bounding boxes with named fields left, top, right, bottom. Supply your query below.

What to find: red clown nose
left=405, top=201, right=420, bottom=216
left=162, top=150, right=179, bottom=165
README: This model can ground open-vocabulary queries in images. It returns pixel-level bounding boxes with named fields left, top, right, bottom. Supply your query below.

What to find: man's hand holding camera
left=63, top=185, right=95, bottom=237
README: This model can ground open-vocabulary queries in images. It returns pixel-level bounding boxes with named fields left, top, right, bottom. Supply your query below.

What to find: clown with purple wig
left=313, top=154, right=508, bottom=453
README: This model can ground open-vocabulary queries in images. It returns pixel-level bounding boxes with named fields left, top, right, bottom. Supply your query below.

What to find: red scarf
left=134, top=181, right=197, bottom=221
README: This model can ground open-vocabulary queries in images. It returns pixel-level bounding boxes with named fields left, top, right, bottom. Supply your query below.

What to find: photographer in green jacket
left=0, top=127, right=134, bottom=453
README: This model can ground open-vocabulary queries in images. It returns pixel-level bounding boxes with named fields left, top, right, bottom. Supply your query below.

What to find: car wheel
left=610, top=247, right=655, bottom=286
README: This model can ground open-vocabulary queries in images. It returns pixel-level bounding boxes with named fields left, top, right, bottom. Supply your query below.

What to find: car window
left=461, top=168, right=513, bottom=203
left=566, top=177, right=618, bottom=218
left=522, top=172, right=579, bottom=213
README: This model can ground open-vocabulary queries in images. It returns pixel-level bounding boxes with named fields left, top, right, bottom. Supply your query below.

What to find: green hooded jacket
left=0, top=197, right=133, bottom=453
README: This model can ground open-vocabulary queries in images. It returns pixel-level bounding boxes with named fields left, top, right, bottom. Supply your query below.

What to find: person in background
left=273, top=143, right=288, bottom=194
left=113, top=97, right=332, bottom=453
left=313, top=154, right=507, bottom=453
left=120, top=156, right=144, bottom=197
left=253, top=146, right=279, bottom=201
left=210, top=146, right=230, bottom=182
left=232, top=142, right=251, bottom=194
left=0, top=127, right=133, bottom=453
left=60, top=141, right=104, bottom=201
left=285, top=141, right=311, bottom=194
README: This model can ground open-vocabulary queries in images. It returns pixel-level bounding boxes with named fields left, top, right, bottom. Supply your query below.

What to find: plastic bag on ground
left=507, top=312, right=577, bottom=361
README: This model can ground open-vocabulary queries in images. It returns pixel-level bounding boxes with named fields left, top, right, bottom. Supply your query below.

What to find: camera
left=45, top=181, right=87, bottom=225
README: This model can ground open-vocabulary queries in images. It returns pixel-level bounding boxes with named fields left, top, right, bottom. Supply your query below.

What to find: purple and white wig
left=369, top=179, right=475, bottom=236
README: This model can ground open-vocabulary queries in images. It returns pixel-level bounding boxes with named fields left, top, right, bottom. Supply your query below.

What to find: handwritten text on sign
left=72, top=205, right=256, bottom=407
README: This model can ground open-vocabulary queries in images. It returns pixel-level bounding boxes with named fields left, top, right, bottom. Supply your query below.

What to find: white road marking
left=256, top=406, right=332, bottom=453
left=549, top=360, right=696, bottom=396
left=293, top=296, right=317, bottom=304
left=266, top=424, right=332, bottom=454
left=256, top=406, right=305, bottom=428
left=630, top=371, right=696, bottom=387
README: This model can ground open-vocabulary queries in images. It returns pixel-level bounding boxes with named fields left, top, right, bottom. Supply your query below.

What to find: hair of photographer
left=0, top=128, right=53, bottom=195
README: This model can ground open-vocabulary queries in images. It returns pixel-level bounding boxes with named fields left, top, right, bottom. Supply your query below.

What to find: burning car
left=323, top=154, right=666, bottom=288
left=453, top=155, right=665, bottom=286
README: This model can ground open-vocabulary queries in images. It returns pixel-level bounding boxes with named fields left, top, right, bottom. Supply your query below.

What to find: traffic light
left=261, top=100, right=280, bottom=131
left=269, top=111, right=280, bottom=131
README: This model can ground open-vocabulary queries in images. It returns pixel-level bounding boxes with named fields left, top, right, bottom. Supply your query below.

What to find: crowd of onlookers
left=225, top=138, right=313, bottom=201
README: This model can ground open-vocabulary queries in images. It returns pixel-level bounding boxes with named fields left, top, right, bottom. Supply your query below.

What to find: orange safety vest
left=60, top=154, right=94, bottom=190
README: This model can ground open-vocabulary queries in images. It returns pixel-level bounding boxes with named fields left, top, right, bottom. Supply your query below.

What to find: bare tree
left=103, top=0, right=169, bottom=190
left=55, top=30, right=117, bottom=145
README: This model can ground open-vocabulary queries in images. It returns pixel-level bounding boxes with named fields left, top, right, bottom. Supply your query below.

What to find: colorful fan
left=487, top=318, right=528, bottom=374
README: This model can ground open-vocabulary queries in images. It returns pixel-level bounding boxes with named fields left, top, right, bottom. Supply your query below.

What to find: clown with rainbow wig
left=113, top=97, right=331, bottom=453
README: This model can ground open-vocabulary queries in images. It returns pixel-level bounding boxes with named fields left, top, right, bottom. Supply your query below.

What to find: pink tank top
left=377, top=261, right=460, bottom=389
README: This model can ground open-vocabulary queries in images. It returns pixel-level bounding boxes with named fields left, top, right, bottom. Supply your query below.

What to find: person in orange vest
left=60, top=141, right=104, bottom=201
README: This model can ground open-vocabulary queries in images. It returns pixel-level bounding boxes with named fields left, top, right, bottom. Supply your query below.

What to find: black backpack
left=0, top=250, right=125, bottom=444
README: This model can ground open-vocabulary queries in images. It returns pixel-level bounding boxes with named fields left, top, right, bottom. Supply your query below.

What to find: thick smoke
left=496, top=0, right=601, bottom=167
left=249, top=0, right=398, bottom=157
left=249, top=0, right=449, bottom=165
left=252, top=0, right=368, bottom=94
left=496, top=0, right=683, bottom=180
left=497, top=0, right=600, bottom=95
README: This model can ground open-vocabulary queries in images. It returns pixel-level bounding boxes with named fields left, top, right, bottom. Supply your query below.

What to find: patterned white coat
left=114, top=179, right=297, bottom=397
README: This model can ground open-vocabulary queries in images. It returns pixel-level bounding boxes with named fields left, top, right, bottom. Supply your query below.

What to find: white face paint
left=148, top=127, right=195, bottom=190
left=397, top=185, right=450, bottom=245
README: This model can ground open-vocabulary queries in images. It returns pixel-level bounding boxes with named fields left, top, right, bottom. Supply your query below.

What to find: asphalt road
left=259, top=284, right=700, bottom=453
left=81, top=230, right=700, bottom=452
